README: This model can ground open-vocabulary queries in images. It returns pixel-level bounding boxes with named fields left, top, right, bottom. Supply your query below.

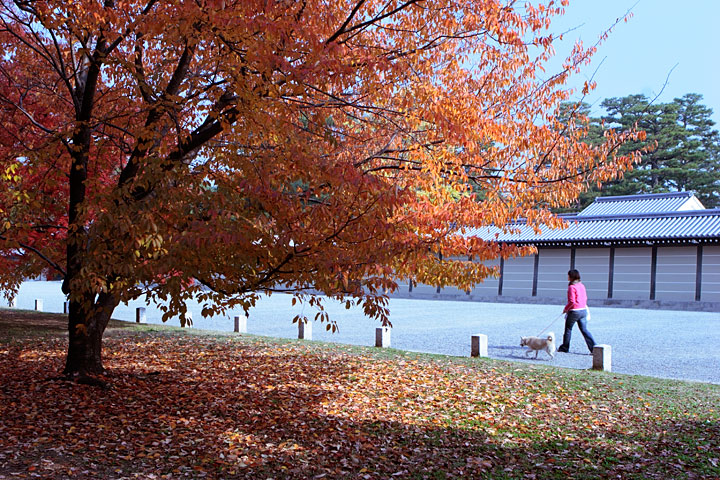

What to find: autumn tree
left=0, top=0, right=638, bottom=380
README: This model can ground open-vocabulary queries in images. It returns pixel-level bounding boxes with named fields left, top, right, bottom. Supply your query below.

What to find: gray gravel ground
left=11, top=281, right=720, bottom=384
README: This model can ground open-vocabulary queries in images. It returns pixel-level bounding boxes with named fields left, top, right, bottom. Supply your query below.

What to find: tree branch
left=325, top=0, right=367, bottom=45
left=0, top=235, right=67, bottom=277
left=326, top=0, right=422, bottom=45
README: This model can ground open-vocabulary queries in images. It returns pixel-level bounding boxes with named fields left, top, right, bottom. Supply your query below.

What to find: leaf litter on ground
left=0, top=311, right=718, bottom=479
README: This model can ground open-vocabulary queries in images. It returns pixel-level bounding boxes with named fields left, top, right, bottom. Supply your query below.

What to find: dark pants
left=558, top=309, right=595, bottom=353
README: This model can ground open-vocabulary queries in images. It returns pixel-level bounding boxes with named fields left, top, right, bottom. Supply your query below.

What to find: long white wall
left=405, top=244, right=718, bottom=309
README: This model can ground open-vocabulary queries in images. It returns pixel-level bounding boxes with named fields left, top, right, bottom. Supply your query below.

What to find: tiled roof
left=578, top=192, right=705, bottom=216
left=464, top=193, right=720, bottom=246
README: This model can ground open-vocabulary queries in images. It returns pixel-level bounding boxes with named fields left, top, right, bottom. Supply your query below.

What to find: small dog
left=520, top=332, right=555, bottom=359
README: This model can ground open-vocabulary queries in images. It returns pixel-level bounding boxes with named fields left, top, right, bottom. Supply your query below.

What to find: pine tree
left=672, top=94, right=720, bottom=206
left=573, top=94, right=720, bottom=209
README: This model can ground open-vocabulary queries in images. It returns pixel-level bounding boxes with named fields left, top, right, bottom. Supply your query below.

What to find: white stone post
left=375, top=327, right=391, bottom=348
left=592, top=344, right=612, bottom=372
left=471, top=334, right=488, bottom=357
left=136, top=307, right=146, bottom=324
left=63, top=301, right=70, bottom=314
left=234, top=315, right=247, bottom=333
left=34, top=299, right=43, bottom=311
left=298, top=320, right=312, bottom=340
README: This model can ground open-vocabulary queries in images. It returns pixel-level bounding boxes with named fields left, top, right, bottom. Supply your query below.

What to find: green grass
left=3, top=306, right=717, bottom=403
left=1, top=308, right=718, bottom=479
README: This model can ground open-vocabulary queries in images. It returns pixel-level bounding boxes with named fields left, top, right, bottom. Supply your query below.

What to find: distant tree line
left=564, top=93, right=720, bottom=210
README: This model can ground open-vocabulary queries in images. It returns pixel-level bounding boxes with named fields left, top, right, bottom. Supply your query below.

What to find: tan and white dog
left=520, top=332, right=555, bottom=359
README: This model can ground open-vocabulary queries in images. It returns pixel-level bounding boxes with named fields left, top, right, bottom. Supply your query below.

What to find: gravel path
left=11, top=281, right=720, bottom=384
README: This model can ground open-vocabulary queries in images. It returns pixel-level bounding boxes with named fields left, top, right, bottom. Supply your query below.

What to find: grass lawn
left=1, top=308, right=718, bottom=479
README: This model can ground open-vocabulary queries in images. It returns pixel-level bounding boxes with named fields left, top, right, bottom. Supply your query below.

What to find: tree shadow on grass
left=0, top=308, right=133, bottom=342
left=0, top=334, right=718, bottom=479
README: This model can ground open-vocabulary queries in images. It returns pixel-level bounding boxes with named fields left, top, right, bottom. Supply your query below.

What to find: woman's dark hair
left=568, top=269, right=581, bottom=282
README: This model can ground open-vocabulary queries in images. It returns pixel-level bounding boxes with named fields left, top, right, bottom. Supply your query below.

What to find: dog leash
left=536, top=312, right=564, bottom=337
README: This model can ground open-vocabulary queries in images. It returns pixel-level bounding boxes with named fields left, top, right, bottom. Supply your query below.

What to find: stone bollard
left=471, top=334, right=488, bottom=357
left=63, top=301, right=70, bottom=314
left=234, top=315, right=247, bottom=333
left=136, top=307, right=146, bottom=324
left=34, top=299, right=43, bottom=311
left=298, top=320, right=312, bottom=340
left=375, top=327, right=391, bottom=348
left=592, top=344, right=612, bottom=372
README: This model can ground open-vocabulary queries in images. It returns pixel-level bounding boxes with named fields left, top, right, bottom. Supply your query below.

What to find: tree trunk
left=63, top=291, right=119, bottom=377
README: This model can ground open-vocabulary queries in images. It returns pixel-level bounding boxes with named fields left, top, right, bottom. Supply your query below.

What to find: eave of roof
left=464, top=209, right=720, bottom=246
left=517, top=209, right=720, bottom=223
left=592, top=192, right=695, bottom=202
left=577, top=192, right=704, bottom=216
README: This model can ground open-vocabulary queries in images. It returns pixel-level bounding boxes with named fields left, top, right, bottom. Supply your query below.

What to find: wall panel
left=470, top=258, right=501, bottom=296
left=536, top=249, right=571, bottom=298
left=574, top=248, right=610, bottom=300
left=701, top=245, right=720, bottom=302
left=501, top=255, right=535, bottom=297
left=613, top=247, right=652, bottom=300
left=655, top=247, right=697, bottom=301
left=411, top=283, right=438, bottom=295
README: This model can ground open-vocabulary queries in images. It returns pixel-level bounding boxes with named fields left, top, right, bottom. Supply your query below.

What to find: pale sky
left=544, top=0, right=720, bottom=125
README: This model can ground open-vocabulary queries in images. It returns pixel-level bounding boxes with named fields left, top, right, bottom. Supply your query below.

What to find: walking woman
left=557, top=269, right=596, bottom=353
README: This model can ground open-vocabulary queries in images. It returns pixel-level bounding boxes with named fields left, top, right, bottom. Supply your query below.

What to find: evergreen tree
left=578, top=94, right=720, bottom=208
left=672, top=94, right=720, bottom=205
left=554, top=102, right=607, bottom=211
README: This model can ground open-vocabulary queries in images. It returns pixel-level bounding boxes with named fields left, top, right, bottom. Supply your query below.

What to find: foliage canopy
left=0, top=0, right=638, bottom=376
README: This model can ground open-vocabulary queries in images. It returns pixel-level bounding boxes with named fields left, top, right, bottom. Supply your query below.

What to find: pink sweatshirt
left=564, top=282, right=588, bottom=313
